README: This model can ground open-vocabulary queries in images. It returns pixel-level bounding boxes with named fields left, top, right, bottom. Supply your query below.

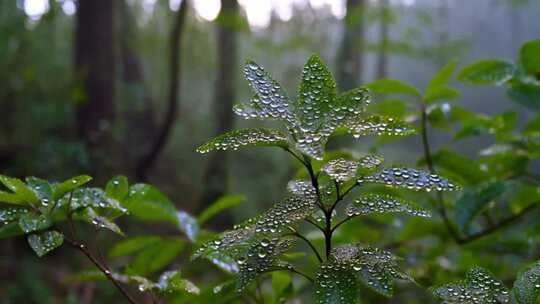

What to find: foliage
left=194, top=54, right=458, bottom=303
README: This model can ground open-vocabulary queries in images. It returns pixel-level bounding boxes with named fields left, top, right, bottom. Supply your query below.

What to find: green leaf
left=315, top=262, right=359, bottom=304
left=455, top=181, right=507, bottom=234
left=457, top=60, right=515, bottom=85
left=176, top=210, right=199, bottom=242
left=513, top=260, right=540, bottom=304
left=296, top=54, right=337, bottom=132
left=196, top=128, right=288, bottom=154
left=427, top=59, right=458, bottom=90
left=18, top=213, right=52, bottom=233
left=52, top=175, right=92, bottom=200
left=25, top=177, right=53, bottom=207
left=520, top=39, right=540, bottom=76
left=327, top=244, right=412, bottom=298
left=366, top=78, right=421, bottom=96
left=123, top=184, right=178, bottom=225
left=58, top=188, right=127, bottom=214
left=28, top=230, right=64, bottom=257
left=431, top=267, right=510, bottom=304
left=424, top=60, right=459, bottom=104
left=321, top=158, right=358, bottom=183
left=153, top=270, right=200, bottom=295
left=346, top=194, right=431, bottom=218
left=0, top=207, right=30, bottom=224
left=507, top=83, right=540, bottom=111
left=105, top=175, right=129, bottom=202
left=234, top=60, right=294, bottom=122
left=198, top=195, right=246, bottom=225
left=359, top=167, right=460, bottom=192
left=236, top=237, right=295, bottom=292
left=0, top=222, right=24, bottom=239
left=79, top=207, right=124, bottom=236
left=254, top=181, right=317, bottom=234
left=345, top=115, right=417, bottom=137
left=0, top=175, right=39, bottom=205
left=131, top=239, right=185, bottom=275
left=424, top=85, right=460, bottom=103
left=109, top=236, right=162, bottom=258
left=0, top=191, right=25, bottom=205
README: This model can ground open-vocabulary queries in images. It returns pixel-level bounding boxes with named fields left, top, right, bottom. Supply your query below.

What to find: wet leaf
left=59, top=188, right=127, bottom=214
left=347, top=194, right=431, bottom=218
left=254, top=181, right=317, bottom=234
left=197, top=128, right=288, bottom=154
left=345, top=115, right=416, bottom=138
left=105, top=175, right=129, bottom=202
left=0, top=207, right=29, bottom=225
left=314, top=262, right=359, bottom=304
left=513, top=260, right=540, bottom=304
left=28, top=230, right=63, bottom=257
left=153, top=270, right=200, bottom=295
left=322, top=158, right=358, bottom=183
left=79, top=207, right=124, bottom=236
left=18, top=213, right=52, bottom=233
left=236, top=237, right=295, bottom=292
left=123, top=184, right=178, bottom=225
left=25, top=177, right=53, bottom=207
left=431, top=267, right=510, bottom=304
left=366, top=78, right=421, bottom=96
left=177, top=210, right=199, bottom=242
left=357, top=154, right=384, bottom=171
left=359, top=167, right=459, bottom=192
left=328, top=244, right=412, bottom=298
left=234, top=60, right=294, bottom=123
left=0, top=175, right=39, bottom=205
left=458, top=60, right=515, bottom=85
left=52, top=175, right=92, bottom=200
left=0, top=222, right=24, bottom=239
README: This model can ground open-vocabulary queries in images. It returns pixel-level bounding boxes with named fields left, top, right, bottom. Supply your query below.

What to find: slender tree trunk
left=200, top=0, right=238, bottom=216
left=376, top=0, right=390, bottom=79
left=74, top=0, right=116, bottom=146
left=136, top=1, right=189, bottom=180
left=119, top=0, right=157, bottom=176
left=336, top=0, right=365, bottom=91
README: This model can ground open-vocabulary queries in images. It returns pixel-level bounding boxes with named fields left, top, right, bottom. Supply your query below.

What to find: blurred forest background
left=1, top=0, right=540, bottom=303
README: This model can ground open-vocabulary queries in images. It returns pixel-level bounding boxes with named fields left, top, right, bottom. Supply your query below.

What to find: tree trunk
left=74, top=0, right=116, bottom=146
left=376, top=0, right=390, bottom=79
left=136, top=1, right=189, bottom=181
left=200, top=0, right=239, bottom=218
left=119, top=0, right=157, bottom=176
left=336, top=0, right=365, bottom=91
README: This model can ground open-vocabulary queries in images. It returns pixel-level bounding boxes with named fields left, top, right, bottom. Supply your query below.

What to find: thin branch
left=420, top=104, right=540, bottom=245
left=458, top=202, right=540, bottom=244
left=304, top=218, right=326, bottom=234
left=292, top=231, right=323, bottom=263
left=63, top=235, right=138, bottom=304
left=420, top=104, right=461, bottom=242
left=282, top=147, right=308, bottom=167
left=287, top=267, right=314, bottom=283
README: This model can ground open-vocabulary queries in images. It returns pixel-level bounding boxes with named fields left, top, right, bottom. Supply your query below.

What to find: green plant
left=193, top=54, right=461, bottom=303
left=0, top=174, right=202, bottom=303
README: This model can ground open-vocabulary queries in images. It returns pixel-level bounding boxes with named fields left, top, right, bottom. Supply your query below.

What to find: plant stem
left=292, top=230, right=323, bottom=263
left=420, top=104, right=460, bottom=241
left=63, top=235, right=138, bottom=304
left=420, top=104, right=539, bottom=245
left=288, top=267, right=314, bottom=283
